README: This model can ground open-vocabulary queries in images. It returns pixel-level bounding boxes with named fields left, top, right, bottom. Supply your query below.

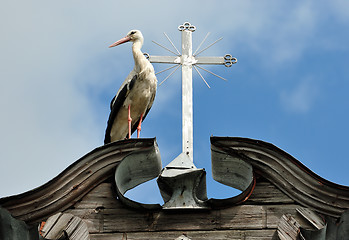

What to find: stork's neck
left=132, top=40, right=147, bottom=72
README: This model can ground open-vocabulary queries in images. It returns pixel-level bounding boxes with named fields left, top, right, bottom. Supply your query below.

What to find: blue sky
left=1, top=1, right=348, bottom=204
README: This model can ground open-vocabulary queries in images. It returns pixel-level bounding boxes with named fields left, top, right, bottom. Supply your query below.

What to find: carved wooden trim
left=0, top=139, right=158, bottom=224
left=211, top=137, right=349, bottom=217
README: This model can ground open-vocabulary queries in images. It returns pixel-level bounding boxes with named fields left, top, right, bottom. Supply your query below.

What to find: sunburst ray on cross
left=144, top=22, right=237, bottom=163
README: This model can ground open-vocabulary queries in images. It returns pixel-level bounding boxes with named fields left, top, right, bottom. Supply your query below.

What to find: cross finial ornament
left=146, top=22, right=237, bottom=208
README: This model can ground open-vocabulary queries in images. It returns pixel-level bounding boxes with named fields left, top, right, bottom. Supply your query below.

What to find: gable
left=1, top=137, right=348, bottom=239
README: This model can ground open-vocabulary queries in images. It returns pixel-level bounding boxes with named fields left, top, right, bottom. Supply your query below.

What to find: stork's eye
left=130, top=31, right=136, bottom=35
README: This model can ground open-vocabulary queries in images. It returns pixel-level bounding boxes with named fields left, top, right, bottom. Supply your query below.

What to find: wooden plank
left=90, top=229, right=277, bottom=240
left=73, top=183, right=118, bottom=209
left=266, top=205, right=312, bottom=229
left=246, top=180, right=294, bottom=204
left=267, top=205, right=295, bottom=228
left=66, top=216, right=90, bottom=240
left=66, top=203, right=308, bottom=233
left=41, top=212, right=90, bottom=240
left=219, top=205, right=266, bottom=229
left=277, top=214, right=300, bottom=240
left=65, top=183, right=311, bottom=234
left=296, top=207, right=325, bottom=230
left=137, top=210, right=217, bottom=232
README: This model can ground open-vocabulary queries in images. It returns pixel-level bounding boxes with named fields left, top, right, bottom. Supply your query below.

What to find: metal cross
left=146, top=22, right=237, bottom=165
left=145, top=22, right=237, bottom=209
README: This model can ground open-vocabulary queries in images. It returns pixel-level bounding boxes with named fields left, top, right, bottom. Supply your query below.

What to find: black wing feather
left=104, top=74, right=137, bottom=144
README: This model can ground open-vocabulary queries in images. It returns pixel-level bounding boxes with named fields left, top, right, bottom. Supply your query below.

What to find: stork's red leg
left=128, top=105, right=132, bottom=139
left=137, top=113, right=144, bottom=138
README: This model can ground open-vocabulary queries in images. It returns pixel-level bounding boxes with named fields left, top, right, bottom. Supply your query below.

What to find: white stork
left=104, top=30, right=157, bottom=144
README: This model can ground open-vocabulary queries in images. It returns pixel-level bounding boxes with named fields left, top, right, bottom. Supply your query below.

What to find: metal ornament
left=144, top=22, right=238, bottom=209
left=146, top=22, right=237, bottom=164
left=178, top=22, right=196, bottom=32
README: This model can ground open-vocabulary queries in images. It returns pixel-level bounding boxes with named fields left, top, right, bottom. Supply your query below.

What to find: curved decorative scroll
left=208, top=149, right=256, bottom=208
left=0, top=138, right=158, bottom=224
left=115, top=142, right=162, bottom=210
left=115, top=140, right=256, bottom=209
left=211, top=136, right=349, bottom=217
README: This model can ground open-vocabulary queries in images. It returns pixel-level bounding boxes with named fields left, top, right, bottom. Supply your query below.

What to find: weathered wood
left=73, top=181, right=293, bottom=210
left=89, top=229, right=278, bottom=240
left=246, top=180, right=294, bottom=204
left=41, top=212, right=90, bottom=240
left=219, top=205, right=266, bottom=229
left=0, top=139, right=159, bottom=224
left=1, top=136, right=348, bottom=239
left=211, top=137, right=349, bottom=218
left=68, top=203, right=302, bottom=233
left=277, top=214, right=300, bottom=240
left=296, top=207, right=325, bottom=230
left=65, top=183, right=316, bottom=234
left=73, top=183, right=118, bottom=210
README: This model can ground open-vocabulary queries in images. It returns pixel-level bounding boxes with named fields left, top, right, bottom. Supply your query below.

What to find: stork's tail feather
left=104, top=134, right=111, bottom=145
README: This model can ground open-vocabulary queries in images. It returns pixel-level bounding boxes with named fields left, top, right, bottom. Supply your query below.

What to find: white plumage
left=104, top=30, right=157, bottom=144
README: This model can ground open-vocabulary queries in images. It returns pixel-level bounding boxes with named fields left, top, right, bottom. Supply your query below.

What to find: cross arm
left=196, top=56, right=225, bottom=65
left=148, top=55, right=180, bottom=64
left=147, top=55, right=237, bottom=67
left=196, top=55, right=237, bottom=67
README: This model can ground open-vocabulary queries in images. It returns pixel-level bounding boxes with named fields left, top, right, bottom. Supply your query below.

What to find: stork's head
left=109, top=30, right=143, bottom=48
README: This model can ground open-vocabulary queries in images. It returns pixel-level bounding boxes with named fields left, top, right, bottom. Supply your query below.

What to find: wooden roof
left=211, top=137, right=349, bottom=217
left=1, top=137, right=348, bottom=239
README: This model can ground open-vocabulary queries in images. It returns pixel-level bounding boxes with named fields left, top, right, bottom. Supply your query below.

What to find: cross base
left=157, top=167, right=208, bottom=209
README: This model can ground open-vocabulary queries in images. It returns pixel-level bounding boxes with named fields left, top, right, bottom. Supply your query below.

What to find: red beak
left=109, top=36, right=131, bottom=48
